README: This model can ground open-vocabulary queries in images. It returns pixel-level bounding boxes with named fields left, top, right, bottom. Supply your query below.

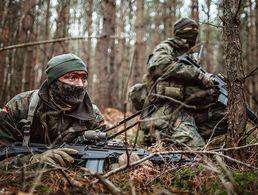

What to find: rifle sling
left=23, top=90, right=40, bottom=146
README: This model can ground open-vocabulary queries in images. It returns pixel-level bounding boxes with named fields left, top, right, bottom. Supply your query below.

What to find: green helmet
left=174, top=18, right=198, bottom=47
left=46, top=53, right=88, bottom=84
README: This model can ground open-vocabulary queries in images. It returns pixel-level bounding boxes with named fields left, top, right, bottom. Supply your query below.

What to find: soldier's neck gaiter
left=175, top=29, right=198, bottom=48
left=49, top=80, right=87, bottom=110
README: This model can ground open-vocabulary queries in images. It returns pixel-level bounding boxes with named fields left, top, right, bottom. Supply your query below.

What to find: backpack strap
left=22, top=90, right=40, bottom=146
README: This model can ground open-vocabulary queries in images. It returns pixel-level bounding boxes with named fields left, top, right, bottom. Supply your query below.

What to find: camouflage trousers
left=141, top=103, right=205, bottom=147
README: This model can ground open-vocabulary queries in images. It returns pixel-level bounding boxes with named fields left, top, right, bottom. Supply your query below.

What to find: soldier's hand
left=30, top=148, right=78, bottom=167
left=198, top=72, right=214, bottom=87
left=118, top=153, right=153, bottom=167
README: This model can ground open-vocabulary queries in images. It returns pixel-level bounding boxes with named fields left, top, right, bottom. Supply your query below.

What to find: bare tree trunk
left=163, top=0, right=176, bottom=39
left=152, top=1, right=161, bottom=47
left=223, top=0, right=247, bottom=161
left=191, top=0, right=199, bottom=23
left=204, top=0, right=212, bottom=72
left=95, top=0, right=116, bottom=110
left=246, top=0, right=256, bottom=109
left=191, top=0, right=200, bottom=44
left=216, top=1, right=225, bottom=74
left=0, top=0, right=9, bottom=106
left=51, top=0, right=70, bottom=55
left=85, top=0, right=94, bottom=99
left=114, top=2, right=127, bottom=109
left=133, top=0, right=145, bottom=84
left=12, top=0, right=36, bottom=93
left=90, top=5, right=101, bottom=104
left=39, top=0, right=51, bottom=84
left=107, top=1, right=116, bottom=107
left=22, top=0, right=36, bottom=91
left=85, top=0, right=93, bottom=67
left=0, top=1, right=22, bottom=104
left=254, top=0, right=258, bottom=110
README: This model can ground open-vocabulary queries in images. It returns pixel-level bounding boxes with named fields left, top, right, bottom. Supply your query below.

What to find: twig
left=92, top=153, right=155, bottom=184
left=150, top=94, right=197, bottom=109
left=204, top=114, right=228, bottom=149
left=58, top=169, right=74, bottom=187
left=239, top=124, right=258, bottom=143
left=145, top=165, right=178, bottom=185
left=28, top=163, right=48, bottom=195
left=216, top=155, right=238, bottom=194
left=123, top=45, right=136, bottom=103
left=94, top=174, right=122, bottom=195
left=215, top=155, right=238, bottom=188
left=203, top=156, right=236, bottom=195
left=122, top=46, right=137, bottom=166
left=80, top=167, right=122, bottom=195
left=234, top=0, right=242, bottom=21
left=212, top=142, right=258, bottom=152
left=199, top=21, right=223, bottom=28
left=244, top=66, right=258, bottom=79
left=129, top=179, right=137, bottom=195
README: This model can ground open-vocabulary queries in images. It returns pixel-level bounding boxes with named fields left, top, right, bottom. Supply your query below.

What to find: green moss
left=34, top=184, right=50, bottom=194
left=149, top=165, right=258, bottom=194
left=24, top=183, right=50, bottom=194
left=232, top=171, right=258, bottom=191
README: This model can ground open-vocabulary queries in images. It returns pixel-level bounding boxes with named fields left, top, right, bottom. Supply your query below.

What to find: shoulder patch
left=2, top=106, right=9, bottom=113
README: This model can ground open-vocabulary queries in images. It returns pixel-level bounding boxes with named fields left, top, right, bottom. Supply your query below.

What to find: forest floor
left=0, top=108, right=257, bottom=194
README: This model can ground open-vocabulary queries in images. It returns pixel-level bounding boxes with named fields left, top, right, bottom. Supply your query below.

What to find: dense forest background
left=0, top=0, right=257, bottom=112
left=0, top=1, right=257, bottom=194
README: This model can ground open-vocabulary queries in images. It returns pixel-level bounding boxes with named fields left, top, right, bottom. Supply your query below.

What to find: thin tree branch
left=244, top=66, right=258, bottom=79
left=204, top=114, right=228, bottom=149
left=92, top=153, right=155, bottom=184
left=212, top=142, right=258, bottom=152
left=240, top=124, right=258, bottom=142
left=0, top=35, right=125, bottom=52
left=94, top=173, right=122, bottom=195
left=80, top=167, right=122, bottom=195
left=199, top=21, right=223, bottom=28
left=234, top=0, right=242, bottom=20
left=150, top=93, right=197, bottom=109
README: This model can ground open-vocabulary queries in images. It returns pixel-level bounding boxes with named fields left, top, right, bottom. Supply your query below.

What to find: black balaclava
left=46, top=54, right=88, bottom=110
left=174, top=17, right=199, bottom=48
left=49, top=80, right=87, bottom=109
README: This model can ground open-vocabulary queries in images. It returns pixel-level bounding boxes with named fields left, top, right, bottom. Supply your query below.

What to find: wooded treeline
left=0, top=0, right=257, bottom=112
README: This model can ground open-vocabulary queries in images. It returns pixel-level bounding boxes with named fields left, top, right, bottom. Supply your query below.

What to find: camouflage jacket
left=0, top=81, right=104, bottom=146
left=129, top=37, right=227, bottom=147
left=147, top=36, right=201, bottom=81
left=145, top=37, right=219, bottom=105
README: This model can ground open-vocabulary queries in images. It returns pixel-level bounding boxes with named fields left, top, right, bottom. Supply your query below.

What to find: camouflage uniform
left=0, top=54, right=104, bottom=146
left=143, top=37, right=206, bottom=147
left=0, top=54, right=106, bottom=169
left=129, top=18, right=224, bottom=147
left=0, top=80, right=104, bottom=146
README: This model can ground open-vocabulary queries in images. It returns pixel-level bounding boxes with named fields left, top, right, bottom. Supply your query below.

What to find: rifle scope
left=83, top=130, right=107, bottom=140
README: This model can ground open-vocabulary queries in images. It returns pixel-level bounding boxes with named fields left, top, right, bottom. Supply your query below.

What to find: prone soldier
left=0, top=53, right=105, bottom=167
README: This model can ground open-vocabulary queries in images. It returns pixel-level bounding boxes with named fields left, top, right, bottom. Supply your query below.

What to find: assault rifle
left=0, top=135, right=189, bottom=174
left=0, top=105, right=191, bottom=174
left=177, top=55, right=258, bottom=124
